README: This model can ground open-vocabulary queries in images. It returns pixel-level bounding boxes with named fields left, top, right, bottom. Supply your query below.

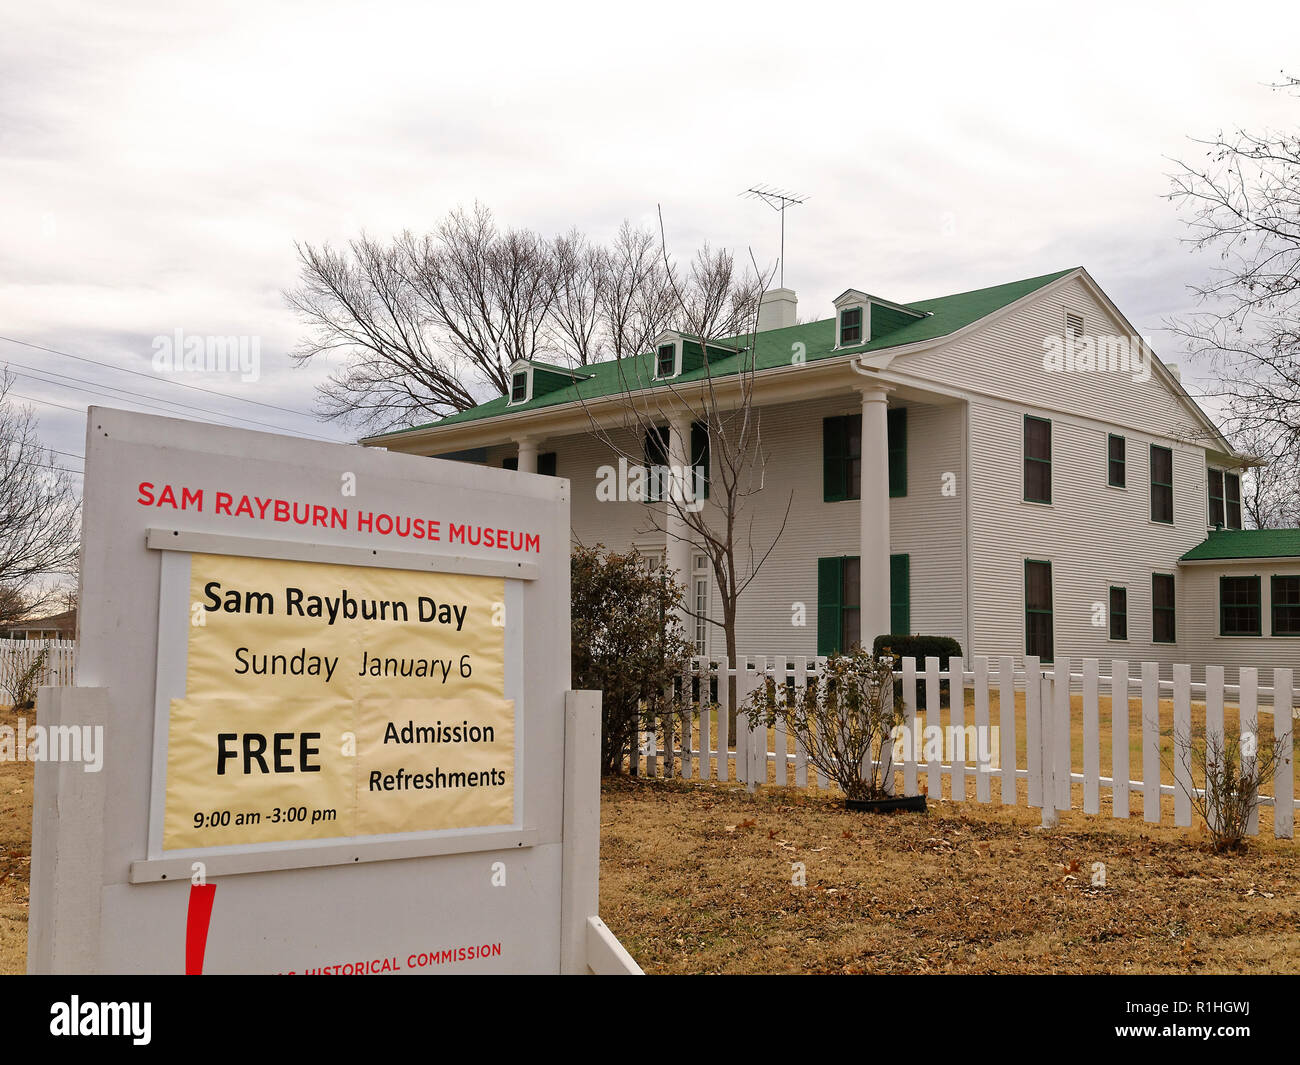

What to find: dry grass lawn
left=599, top=775, right=1300, bottom=974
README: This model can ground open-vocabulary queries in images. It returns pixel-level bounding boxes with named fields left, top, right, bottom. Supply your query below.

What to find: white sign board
left=28, top=407, right=637, bottom=975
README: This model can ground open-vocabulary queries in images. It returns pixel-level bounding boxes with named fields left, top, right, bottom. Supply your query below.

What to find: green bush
left=872, top=634, right=963, bottom=710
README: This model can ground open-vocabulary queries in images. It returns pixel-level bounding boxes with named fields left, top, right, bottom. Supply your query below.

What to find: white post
left=1039, top=671, right=1058, bottom=829
left=561, top=690, right=601, bottom=974
left=515, top=436, right=540, bottom=474
left=855, top=385, right=892, bottom=645
left=27, top=686, right=109, bottom=974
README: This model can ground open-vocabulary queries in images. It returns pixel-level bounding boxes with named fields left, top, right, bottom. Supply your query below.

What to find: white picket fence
left=631, top=654, right=1300, bottom=841
left=0, top=638, right=78, bottom=693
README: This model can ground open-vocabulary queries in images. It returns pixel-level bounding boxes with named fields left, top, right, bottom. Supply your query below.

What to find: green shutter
left=538, top=452, right=557, bottom=477
left=823, top=417, right=847, bottom=502
left=887, top=408, right=907, bottom=498
left=691, top=421, right=710, bottom=500
left=889, top=553, right=910, bottom=635
left=817, top=557, right=843, bottom=655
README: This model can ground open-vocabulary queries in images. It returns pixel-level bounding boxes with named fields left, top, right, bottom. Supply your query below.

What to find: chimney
left=757, top=287, right=797, bottom=331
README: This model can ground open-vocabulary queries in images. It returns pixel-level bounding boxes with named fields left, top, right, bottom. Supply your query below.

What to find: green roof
left=1181, top=529, right=1300, bottom=562
left=375, top=267, right=1078, bottom=437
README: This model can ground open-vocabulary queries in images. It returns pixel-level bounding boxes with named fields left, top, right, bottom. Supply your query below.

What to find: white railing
left=0, top=637, right=78, bottom=693
left=630, top=655, right=1299, bottom=841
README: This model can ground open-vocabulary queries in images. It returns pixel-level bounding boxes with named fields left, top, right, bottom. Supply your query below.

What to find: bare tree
left=0, top=371, right=80, bottom=621
left=578, top=214, right=790, bottom=708
left=1167, top=74, right=1300, bottom=470
left=1231, top=424, right=1300, bottom=528
left=285, top=206, right=685, bottom=434
left=286, top=203, right=564, bottom=432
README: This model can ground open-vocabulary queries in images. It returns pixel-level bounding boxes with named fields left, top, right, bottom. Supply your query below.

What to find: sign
left=166, top=553, right=512, bottom=848
left=27, top=407, right=637, bottom=974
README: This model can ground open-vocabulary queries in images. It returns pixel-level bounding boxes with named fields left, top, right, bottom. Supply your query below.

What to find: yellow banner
left=163, top=553, right=513, bottom=850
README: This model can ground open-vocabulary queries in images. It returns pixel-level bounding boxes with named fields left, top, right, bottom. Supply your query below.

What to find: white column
left=664, top=417, right=692, bottom=588
left=857, top=385, right=891, bottom=645
left=515, top=436, right=539, bottom=474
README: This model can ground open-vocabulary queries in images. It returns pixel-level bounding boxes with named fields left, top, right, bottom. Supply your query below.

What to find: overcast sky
left=3, top=0, right=1298, bottom=470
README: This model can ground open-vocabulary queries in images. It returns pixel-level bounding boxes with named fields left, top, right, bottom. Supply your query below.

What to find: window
left=656, top=342, right=676, bottom=378
left=510, top=371, right=528, bottom=403
left=690, top=421, right=710, bottom=501
left=1023, top=415, right=1052, bottom=504
left=839, top=306, right=863, bottom=346
left=817, top=554, right=910, bottom=652
left=816, top=556, right=861, bottom=655
left=693, top=555, right=709, bottom=654
left=888, top=408, right=907, bottom=498
left=1220, top=576, right=1262, bottom=636
left=1108, top=434, right=1126, bottom=488
left=1150, top=445, right=1173, bottom=524
left=1225, top=472, right=1242, bottom=530
left=1109, top=586, right=1127, bottom=641
left=1024, top=560, right=1054, bottom=662
left=504, top=452, right=554, bottom=474
left=643, top=427, right=669, bottom=502
left=1272, top=576, right=1300, bottom=636
left=823, top=414, right=862, bottom=502
left=890, top=554, right=910, bottom=635
left=823, top=411, right=905, bottom=501
left=1152, top=573, right=1176, bottom=643
left=1208, top=468, right=1225, bottom=529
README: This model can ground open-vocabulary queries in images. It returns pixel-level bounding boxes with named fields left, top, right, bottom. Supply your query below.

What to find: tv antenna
left=740, top=185, right=808, bottom=288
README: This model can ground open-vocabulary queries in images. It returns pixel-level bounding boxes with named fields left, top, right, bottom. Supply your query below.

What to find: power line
left=2, top=361, right=338, bottom=439
left=0, top=333, right=318, bottom=420
left=9, top=391, right=348, bottom=447
left=2, top=455, right=83, bottom=477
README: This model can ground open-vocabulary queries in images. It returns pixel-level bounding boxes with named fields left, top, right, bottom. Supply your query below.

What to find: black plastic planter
left=844, top=795, right=927, bottom=814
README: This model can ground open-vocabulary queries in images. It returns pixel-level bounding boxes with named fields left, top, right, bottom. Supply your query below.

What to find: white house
left=363, top=267, right=1300, bottom=681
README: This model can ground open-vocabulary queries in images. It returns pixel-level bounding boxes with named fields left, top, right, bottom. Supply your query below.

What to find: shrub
left=1168, top=721, right=1290, bottom=852
left=571, top=544, right=694, bottom=775
left=743, top=648, right=903, bottom=802
left=2, top=645, right=48, bottom=710
left=872, top=634, right=963, bottom=709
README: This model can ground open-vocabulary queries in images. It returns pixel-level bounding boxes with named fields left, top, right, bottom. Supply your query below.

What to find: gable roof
left=370, top=267, right=1078, bottom=438
left=1180, top=529, right=1300, bottom=562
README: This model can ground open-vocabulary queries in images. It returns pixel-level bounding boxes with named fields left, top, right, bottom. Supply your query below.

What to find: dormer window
left=509, top=369, right=529, bottom=405
left=839, top=306, right=863, bottom=346
left=657, top=343, right=676, bottom=378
